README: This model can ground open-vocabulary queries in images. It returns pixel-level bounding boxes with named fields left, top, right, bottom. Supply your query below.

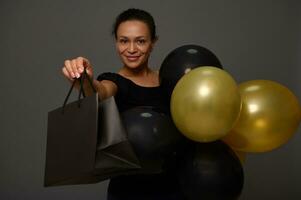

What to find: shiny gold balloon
left=223, top=80, right=301, bottom=153
left=171, top=66, right=242, bottom=142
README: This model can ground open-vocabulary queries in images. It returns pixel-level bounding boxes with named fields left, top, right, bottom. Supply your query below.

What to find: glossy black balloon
left=121, top=106, right=183, bottom=173
left=176, top=140, right=244, bottom=200
left=159, top=44, right=223, bottom=97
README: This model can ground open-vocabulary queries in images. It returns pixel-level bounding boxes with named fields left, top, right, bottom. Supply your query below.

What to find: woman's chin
left=124, top=62, right=144, bottom=69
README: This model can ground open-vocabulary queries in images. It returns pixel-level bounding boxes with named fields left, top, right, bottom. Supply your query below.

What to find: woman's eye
left=137, top=40, right=146, bottom=44
left=119, top=39, right=127, bottom=44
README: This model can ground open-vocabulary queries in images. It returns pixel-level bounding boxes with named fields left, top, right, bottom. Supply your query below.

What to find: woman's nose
left=127, top=42, right=137, bottom=53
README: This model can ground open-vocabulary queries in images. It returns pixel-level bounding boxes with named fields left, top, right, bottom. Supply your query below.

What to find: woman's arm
left=62, top=56, right=117, bottom=100
left=88, top=79, right=117, bottom=100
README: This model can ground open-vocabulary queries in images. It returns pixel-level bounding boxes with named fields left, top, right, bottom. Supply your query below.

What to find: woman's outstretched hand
left=61, top=56, right=118, bottom=100
left=62, top=56, right=93, bottom=81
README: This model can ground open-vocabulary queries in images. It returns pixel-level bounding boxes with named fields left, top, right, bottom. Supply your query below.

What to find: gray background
left=1, top=0, right=300, bottom=199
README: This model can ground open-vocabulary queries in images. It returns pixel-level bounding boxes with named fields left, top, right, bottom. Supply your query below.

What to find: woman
left=62, top=8, right=183, bottom=200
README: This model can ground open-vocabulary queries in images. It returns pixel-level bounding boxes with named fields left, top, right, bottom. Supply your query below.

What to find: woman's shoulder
left=97, top=72, right=133, bottom=95
left=97, top=72, right=124, bottom=82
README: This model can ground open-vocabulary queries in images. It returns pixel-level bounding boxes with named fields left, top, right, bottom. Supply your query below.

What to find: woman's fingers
left=62, top=67, right=74, bottom=82
left=62, top=57, right=94, bottom=80
left=77, top=57, right=93, bottom=78
left=71, top=59, right=80, bottom=78
left=64, top=60, right=75, bottom=78
left=76, top=57, right=85, bottom=73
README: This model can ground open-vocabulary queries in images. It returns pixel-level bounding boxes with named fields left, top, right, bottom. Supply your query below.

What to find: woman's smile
left=126, top=55, right=141, bottom=61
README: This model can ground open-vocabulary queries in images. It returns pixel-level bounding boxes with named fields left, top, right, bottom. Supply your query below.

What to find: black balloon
left=121, top=106, right=183, bottom=173
left=176, top=140, right=244, bottom=200
left=159, top=44, right=223, bottom=97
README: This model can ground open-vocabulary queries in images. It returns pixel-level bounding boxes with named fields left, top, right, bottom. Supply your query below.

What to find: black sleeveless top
left=97, top=72, right=182, bottom=198
left=97, top=72, right=170, bottom=114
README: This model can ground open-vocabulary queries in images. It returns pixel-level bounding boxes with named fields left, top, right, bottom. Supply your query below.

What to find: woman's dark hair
left=112, top=8, right=158, bottom=41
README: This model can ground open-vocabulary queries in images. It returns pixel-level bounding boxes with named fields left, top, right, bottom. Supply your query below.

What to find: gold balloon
left=223, top=80, right=301, bottom=153
left=171, top=66, right=242, bottom=142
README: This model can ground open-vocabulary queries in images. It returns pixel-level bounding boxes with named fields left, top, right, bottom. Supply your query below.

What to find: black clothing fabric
left=97, top=72, right=170, bottom=115
left=97, top=72, right=184, bottom=200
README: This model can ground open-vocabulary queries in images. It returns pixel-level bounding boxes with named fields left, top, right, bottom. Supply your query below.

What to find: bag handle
left=62, top=69, right=96, bottom=113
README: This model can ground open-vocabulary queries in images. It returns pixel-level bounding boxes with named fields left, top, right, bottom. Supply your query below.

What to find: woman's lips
left=126, top=55, right=141, bottom=61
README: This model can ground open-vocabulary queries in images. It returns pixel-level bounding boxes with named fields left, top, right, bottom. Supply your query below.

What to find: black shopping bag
left=44, top=70, right=140, bottom=187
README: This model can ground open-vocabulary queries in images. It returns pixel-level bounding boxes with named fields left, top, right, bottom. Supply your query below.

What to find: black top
left=97, top=72, right=170, bottom=114
left=97, top=72, right=182, bottom=198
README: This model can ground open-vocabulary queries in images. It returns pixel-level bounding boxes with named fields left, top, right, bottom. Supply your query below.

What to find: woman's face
left=116, top=20, right=155, bottom=70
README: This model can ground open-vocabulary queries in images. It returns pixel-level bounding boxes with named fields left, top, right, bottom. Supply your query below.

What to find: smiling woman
left=61, top=8, right=183, bottom=200
left=116, top=20, right=155, bottom=70
left=114, top=20, right=160, bottom=88
left=61, top=9, right=160, bottom=99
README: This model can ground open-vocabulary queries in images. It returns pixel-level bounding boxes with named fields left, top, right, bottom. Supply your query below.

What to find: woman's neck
left=119, top=64, right=152, bottom=78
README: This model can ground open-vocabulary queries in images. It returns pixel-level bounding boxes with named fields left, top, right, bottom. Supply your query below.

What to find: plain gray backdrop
left=1, top=0, right=300, bottom=199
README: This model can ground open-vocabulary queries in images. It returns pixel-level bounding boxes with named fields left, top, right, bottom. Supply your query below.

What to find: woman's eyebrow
left=117, top=36, right=147, bottom=40
left=136, top=36, right=146, bottom=39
